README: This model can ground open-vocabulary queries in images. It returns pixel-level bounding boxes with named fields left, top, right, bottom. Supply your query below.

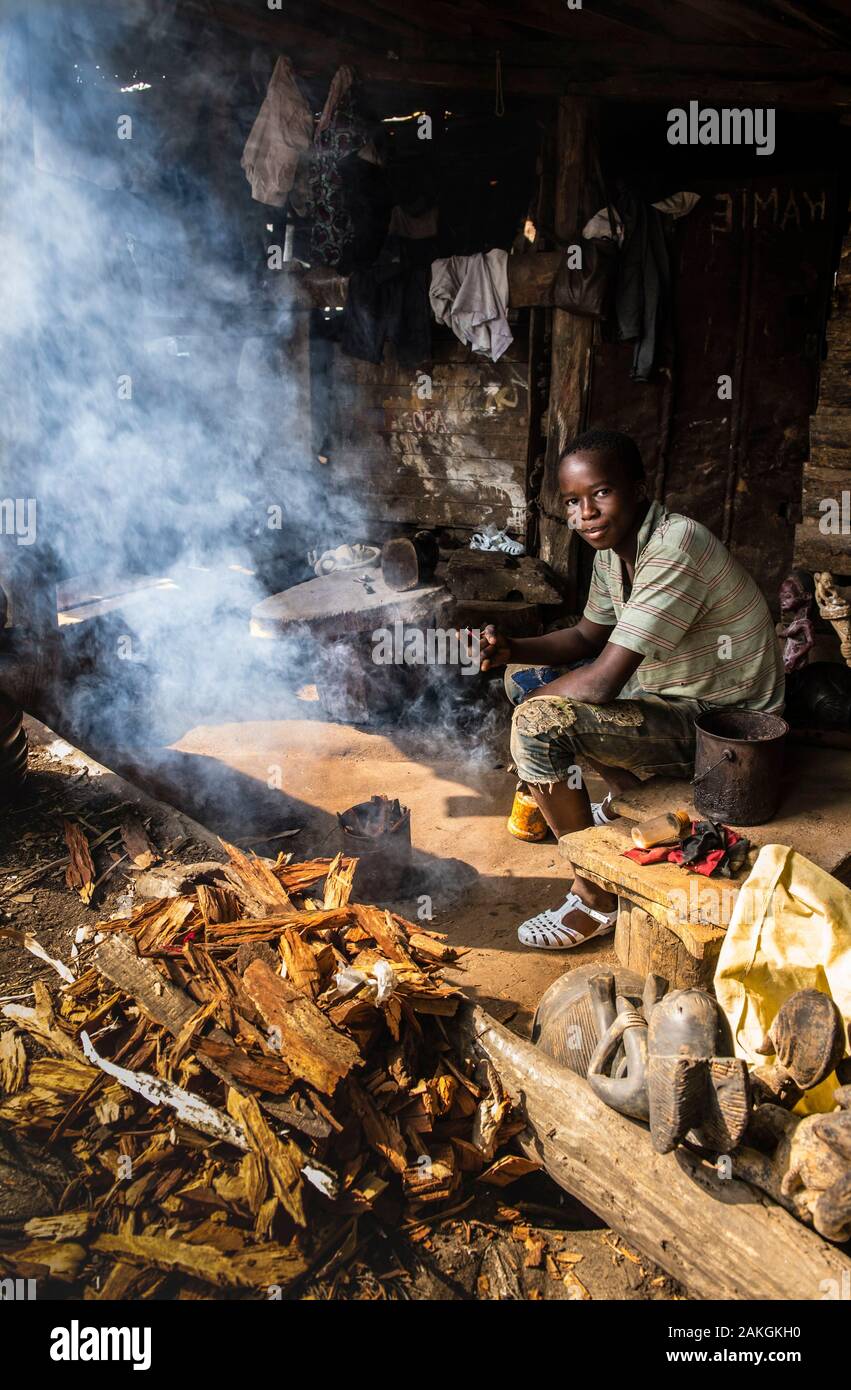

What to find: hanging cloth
left=240, top=55, right=313, bottom=208
left=429, top=250, right=512, bottom=362
left=308, top=67, right=386, bottom=272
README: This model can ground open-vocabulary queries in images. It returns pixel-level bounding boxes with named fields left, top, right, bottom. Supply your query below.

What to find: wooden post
left=453, top=1002, right=851, bottom=1301
left=537, top=97, right=597, bottom=586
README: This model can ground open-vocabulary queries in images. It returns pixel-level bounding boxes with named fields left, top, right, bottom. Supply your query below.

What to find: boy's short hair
left=561, top=429, right=645, bottom=484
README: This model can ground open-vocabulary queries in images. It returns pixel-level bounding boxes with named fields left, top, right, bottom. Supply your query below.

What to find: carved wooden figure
left=776, top=570, right=815, bottom=673
left=733, top=1087, right=851, bottom=1243
left=646, top=984, right=750, bottom=1155
left=815, top=571, right=851, bottom=668
left=751, top=988, right=847, bottom=1109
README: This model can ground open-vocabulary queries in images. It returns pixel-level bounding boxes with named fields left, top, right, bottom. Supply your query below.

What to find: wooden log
left=810, top=409, right=851, bottom=466
left=793, top=516, right=851, bottom=572
left=452, top=598, right=542, bottom=639
left=452, top=1002, right=851, bottom=1300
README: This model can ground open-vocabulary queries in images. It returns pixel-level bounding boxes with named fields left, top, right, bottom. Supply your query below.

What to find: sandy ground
left=168, top=702, right=619, bottom=1036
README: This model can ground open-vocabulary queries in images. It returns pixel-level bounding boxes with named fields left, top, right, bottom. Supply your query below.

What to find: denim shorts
left=505, top=663, right=707, bottom=787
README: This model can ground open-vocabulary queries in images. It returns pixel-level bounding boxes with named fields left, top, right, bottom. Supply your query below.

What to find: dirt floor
left=162, top=684, right=620, bottom=1034
left=0, top=710, right=681, bottom=1300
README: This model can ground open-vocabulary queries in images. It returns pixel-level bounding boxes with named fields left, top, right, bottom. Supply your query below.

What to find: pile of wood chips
left=0, top=841, right=531, bottom=1299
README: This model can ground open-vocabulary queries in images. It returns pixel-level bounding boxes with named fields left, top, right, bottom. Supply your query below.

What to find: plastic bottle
left=631, top=809, right=691, bottom=850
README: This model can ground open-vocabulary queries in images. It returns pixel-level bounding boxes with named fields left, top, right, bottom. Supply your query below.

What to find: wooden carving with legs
left=815, top=571, right=851, bottom=667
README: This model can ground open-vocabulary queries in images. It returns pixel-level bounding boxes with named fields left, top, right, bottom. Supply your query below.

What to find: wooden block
left=809, top=409, right=851, bottom=466
left=614, top=899, right=724, bottom=992
left=446, top=550, right=565, bottom=605
left=452, top=599, right=542, bottom=638
left=559, top=822, right=746, bottom=933
left=793, top=516, right=851, bottom=572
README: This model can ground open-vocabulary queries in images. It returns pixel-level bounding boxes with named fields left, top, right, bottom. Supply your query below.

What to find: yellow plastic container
left=507, top=786, right=548, bottom=842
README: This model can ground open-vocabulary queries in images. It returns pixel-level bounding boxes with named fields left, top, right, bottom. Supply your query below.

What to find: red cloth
left=623, top=823, right=742, bottom=877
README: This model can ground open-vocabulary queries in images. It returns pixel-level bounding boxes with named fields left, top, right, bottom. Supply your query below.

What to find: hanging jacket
left=614, top=191, right=670, bottom=383
left=240, top=55, right=313, bottom=208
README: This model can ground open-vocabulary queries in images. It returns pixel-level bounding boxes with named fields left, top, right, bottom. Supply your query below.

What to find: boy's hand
left=480, top=625, right=512, bottom=672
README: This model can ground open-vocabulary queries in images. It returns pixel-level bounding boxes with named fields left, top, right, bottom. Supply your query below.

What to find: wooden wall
left=326, top=327, right=531, bottom=540
left=795, top=206, right=851, bottom=576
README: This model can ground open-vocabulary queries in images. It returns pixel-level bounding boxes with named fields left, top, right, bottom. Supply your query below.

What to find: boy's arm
left=525, top=640, right=644, bottom=704
left=505, top=616, right=613, bottom=667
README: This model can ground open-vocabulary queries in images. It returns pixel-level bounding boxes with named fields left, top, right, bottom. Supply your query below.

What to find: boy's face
left=558, top=449, right=645, bottom=551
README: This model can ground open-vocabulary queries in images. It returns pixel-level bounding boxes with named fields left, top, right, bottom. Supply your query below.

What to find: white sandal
left=517, top=891, right=617, bottom=950
left=591, top=795, right=619, bottom=827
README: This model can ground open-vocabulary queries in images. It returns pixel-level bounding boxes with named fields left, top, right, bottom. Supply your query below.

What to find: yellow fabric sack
left=714, top=843, right=851, bottom=1114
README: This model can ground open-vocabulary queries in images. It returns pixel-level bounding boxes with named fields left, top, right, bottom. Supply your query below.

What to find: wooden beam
left=674, top=0, right=826, bottom=47
left=537, top=97, right=595, bottom=581
left=188, top=4, right=851, bottom=87
left=453, top=1003, right=851, bottom=1300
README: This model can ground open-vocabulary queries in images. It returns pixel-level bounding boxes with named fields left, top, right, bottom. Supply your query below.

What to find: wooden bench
left=560, top=744, right=851, bottom=990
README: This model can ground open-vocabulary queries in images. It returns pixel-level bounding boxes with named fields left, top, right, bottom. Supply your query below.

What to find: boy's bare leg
left=582, top=755, right=642, bottom=797
left=526, top=780, right=617, bottom=939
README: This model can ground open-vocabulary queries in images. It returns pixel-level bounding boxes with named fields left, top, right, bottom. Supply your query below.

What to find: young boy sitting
left=480, top=429, right=784, bottom=950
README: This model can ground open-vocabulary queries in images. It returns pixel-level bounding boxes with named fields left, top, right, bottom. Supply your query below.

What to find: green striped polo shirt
left=583, top=502, right=785, bottom=711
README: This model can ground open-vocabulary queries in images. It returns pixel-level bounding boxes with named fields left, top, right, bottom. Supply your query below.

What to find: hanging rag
left=429, top=250, right=512, bottom=362
left=613, top=190, right=671, bottom=382
left=240, top=55, right=313, bottom=207
left=714, top=844, right=851, bottom=1114
left=624, top=819, right=750, bottom=877
left=316, top=64, right=355, bottom=135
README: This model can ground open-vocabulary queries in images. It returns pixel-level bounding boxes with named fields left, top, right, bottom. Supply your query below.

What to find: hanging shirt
left=429, top=250, right=512, bottom=362
left=583, top=502, right=785, bottom=711
left=240, top=55, right=313, bottom=207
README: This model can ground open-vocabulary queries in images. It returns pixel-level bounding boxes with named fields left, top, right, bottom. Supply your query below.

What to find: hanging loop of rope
left=495, top=51, right=505, bottom=117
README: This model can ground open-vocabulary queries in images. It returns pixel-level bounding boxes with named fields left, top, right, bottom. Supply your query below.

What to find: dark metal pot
left=692, top=708, right=788, bottom=825
left=0, top=695, right=28, bottom=806
left=338, top=796, right=412, bottom=900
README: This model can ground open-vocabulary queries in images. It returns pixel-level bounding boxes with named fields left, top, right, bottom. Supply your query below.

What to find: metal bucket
left=692, top=709, right=788, bottom=825
left=338, top=795, right=412, bottom=900
left=0, top=695, right=28, bottom=806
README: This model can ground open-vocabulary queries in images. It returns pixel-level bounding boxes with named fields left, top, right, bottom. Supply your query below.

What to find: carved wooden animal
left=535, top=970, right=750, bottom=1154
left=646, top=985, right=750, bottom=1155
left=752, top=988, right=847, bottom=1109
